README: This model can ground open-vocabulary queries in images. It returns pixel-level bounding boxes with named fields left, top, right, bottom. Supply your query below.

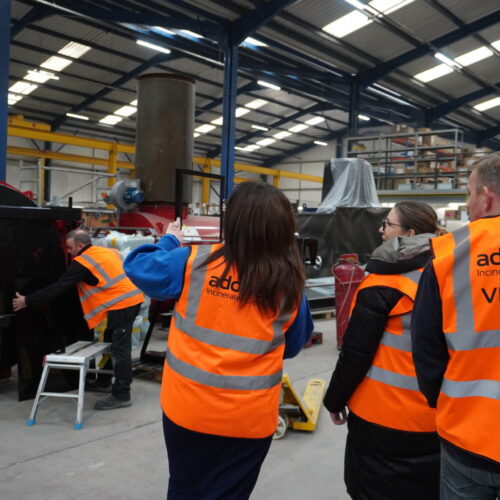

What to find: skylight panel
left=58, top=41, right=91, bottom=59
left=414, top=64, right=453, bottom=83
left=211, top=116, right=223, bottom=125
left=136, top=40, right=171, bottom=54
left=193, top=132, right=200, bottom=138
left=241, top=37, right=267, bottom=47
left=195, top=124, right=216, bottom=134
left=243, top=145, right=261, bottom=152
left=181, top=30, right=202, bottom=39
left=99, top=115, right=123, bottom=125
left=274, top=131, right=292, bottom=139
left=305, top=116, right=325, bottom=126
left=256, top=138, right=276, bottom=146
left=434, top=52, right=458, bottom=67
left=235, top=107, right=250, bottom=117
left=473, top=97, right=500, bottom=112
left=314, top=140, right=328, bottom=146
left=454, top=46, right=493, bottom=67
left=492, top=40, right=500, bottom=51
left=8, top=93, right=23, bottom=105
left=251, top=124, right=269, bottom=131
left=25, top=69, right=59, bottom=83
left=130, top=99, right=138, bottom=106
left=40, top=56, right=72, bottom=72
left=322, top=0, right=415, bottom=38
left=154, top=26, right=175, bottom=35
left=115, top=105, right=137, bottom=117
left=9, top=81, right=38, bottom=95
left=245, top=99, right=268, bottom=109
left=288, top=124, right=309, bottom=133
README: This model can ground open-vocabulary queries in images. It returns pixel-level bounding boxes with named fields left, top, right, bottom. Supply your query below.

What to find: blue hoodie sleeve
left=123, top=234, right=190, bottom=300
left=283, top=294, right=314, bottom=359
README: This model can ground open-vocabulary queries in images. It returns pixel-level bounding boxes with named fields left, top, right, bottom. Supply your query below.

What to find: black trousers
left=101, top=303, right=141, bottom=400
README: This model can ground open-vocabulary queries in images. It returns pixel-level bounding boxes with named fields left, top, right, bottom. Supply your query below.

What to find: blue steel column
left=220, top=45, right=238, bottom=198
left=0, top=0, right=12, bottom=181
left=348, top=80, right=360, bottom=140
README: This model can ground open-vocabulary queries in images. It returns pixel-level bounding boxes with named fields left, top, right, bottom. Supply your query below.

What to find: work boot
left=86, top=378, right=112, bottom=393
left=94, top=395, right=132, bottom=410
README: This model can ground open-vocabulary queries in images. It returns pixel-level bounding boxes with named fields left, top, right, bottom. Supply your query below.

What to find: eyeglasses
left=381, top=218, right=407, bottom=231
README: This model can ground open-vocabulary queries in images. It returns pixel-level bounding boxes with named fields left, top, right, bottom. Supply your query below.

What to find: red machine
left=332, top=254, right=365, bottom=349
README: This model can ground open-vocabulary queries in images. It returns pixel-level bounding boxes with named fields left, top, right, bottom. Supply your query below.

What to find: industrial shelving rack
left=345, top=128, right=465, bottom=191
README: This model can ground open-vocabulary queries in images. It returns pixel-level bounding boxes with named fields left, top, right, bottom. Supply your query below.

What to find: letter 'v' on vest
left=160, top=243, right=300, bottom=439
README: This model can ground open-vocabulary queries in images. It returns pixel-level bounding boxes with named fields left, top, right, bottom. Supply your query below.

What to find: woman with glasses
left=324, top=201, right=446, bottom=500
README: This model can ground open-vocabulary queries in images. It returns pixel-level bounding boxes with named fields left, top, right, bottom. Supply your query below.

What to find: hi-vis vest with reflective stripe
left=74, top=246, right=143, bottom=328
left=348, top=269, right=437, bottom=432
left=160, top=244, right=299, bottom=439
left=431, top=217, right=500, bottom=463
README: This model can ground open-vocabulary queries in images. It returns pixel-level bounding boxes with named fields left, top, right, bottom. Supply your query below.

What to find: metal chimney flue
left=135, top=73, right=195, bottom=204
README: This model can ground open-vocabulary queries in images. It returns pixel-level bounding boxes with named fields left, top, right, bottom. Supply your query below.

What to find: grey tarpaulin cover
left=317, top=158, right=380, bottom=213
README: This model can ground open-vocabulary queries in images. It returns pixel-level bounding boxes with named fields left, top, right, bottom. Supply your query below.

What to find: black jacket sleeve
left=323, top=286, right=403, bottom=413
left=411, top=262, right=449, bottom=408
left=25, top=260, right=98, bottom=307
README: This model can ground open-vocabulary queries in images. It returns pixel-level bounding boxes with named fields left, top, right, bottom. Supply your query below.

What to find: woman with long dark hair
left=124, top=182, right=313, bottom=499
left=324, top=200, right=446, bottom=500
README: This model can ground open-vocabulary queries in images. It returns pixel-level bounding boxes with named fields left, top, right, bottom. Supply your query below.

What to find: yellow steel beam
left=8, top=115, right=51, bottom=131
left=7, top=146, right=134, bottom=170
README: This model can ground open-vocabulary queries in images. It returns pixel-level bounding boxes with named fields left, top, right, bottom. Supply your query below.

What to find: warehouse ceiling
left=8, top=0, right=500, bottom=166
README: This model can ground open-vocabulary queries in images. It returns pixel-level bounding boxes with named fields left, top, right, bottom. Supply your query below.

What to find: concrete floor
left=0, top=317, right=349, bottom=500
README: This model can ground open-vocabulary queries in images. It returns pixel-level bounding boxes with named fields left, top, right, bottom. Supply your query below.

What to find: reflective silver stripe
left=79, top=254, right=113, bottom=283
left=366, top=365, right=420, bottom=391
left=80, top=273, right=127, bottom=301
left=441, top=377, right=500, bottom=401
left=166, top=349, right=282, bottom=390
left=380, top=327, right=412, bottom=352
left=83, top=288, right=142, bottom=321
left=444, top=330, right=500, bottom=350
left=177, top=245, right=286, bottom=353
left=173, top=310, right=285, bottom=354
left=402, top=268, right=422, bottom=286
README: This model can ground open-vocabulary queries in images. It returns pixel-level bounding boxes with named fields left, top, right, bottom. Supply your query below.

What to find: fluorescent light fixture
left=305, top=116, right=325, bottom=126
left=235, top=146, right=247, bottom=151
left=454, top=46, right=493, bottom=67
left=211, top=116, right=223, bottom=125
left=245, top=99, right=268, bottom=109
left=322, top=10, right=370, bottom=38
left=257, top=80, right=281, bottom=91
left=492, top=39, right=500, bottom=51
left=256, top=138, right=276, bottom=146
left=130, top=99, right=137, bottom=106
left=58, top=41, right=91, bottom=59
left=26, top=69, right=59, bottom=83
left=314, top=140, right=328, bottom=146
left=115, top=105, right=137, bottom=117
left=288, top=123, right=309, bottom=133
left=154, top=26, right=175, bottom=35
left=66, top=112, right=89, bottom=120
left=251, top=124, right=269, bottom=131
left=99, top=115, right=123, bottom=125
left=414, top=64, right=453, bottom=82
left=473, top=97, right=500, bottom=112
left=274, top=131, right=292, bottom=139
left=195, top=124, right=216, bottom=134
left=193, top=132, right=200, bottom=138
left=181, top=30, right=202, bottom=39
left=243, top=145, right=261, bottom=152
left=136, top=40, right=171, bottom=54
left=241, top=37, right=267, bottom=47
left=358, top=114, right=370, bottom=121
left=323, top=0, right=415, bottom=38
left=235, top=107, right=250, bottom=117
left=40, top=55, right=72, bottom=72
left=434, top=52, right=458, bottom=67
left=9, top=81, right=38, bottom=95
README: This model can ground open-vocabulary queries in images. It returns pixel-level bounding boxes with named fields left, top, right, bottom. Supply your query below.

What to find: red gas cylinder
left=332, top=254, right=365, bottom=349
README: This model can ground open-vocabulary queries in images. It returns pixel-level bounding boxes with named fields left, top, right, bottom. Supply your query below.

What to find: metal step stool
left=27, top=341, right=111, bottom=430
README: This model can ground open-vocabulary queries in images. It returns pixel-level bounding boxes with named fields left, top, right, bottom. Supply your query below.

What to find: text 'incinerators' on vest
left=209, top=275, right=240, bottom=292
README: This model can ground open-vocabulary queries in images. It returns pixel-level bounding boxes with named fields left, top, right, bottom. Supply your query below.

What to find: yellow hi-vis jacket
left=160, top=244, right=300, bottom=439
left=74, top=246, right=143, bottom=328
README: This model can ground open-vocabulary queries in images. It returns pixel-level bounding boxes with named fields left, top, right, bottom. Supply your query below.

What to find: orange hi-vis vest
left=74, top=246, right=143, bottom=328
left=347, top=269, right=437, bottom=432
left=431, top=217, right=500, bottom=463
left=160, top=244, right=300, bottom=439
